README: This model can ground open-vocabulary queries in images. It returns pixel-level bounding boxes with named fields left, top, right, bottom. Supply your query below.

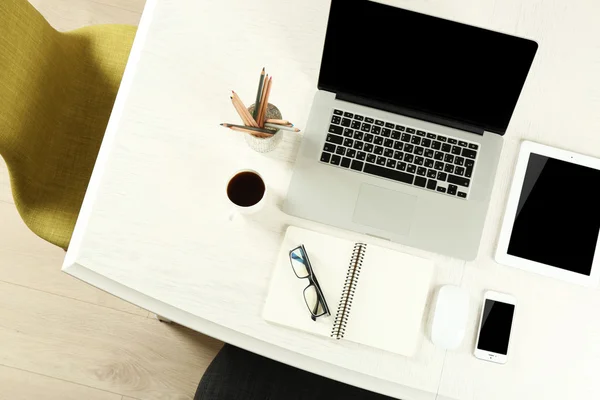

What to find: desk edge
left=63, top=259, right=440, bottom=400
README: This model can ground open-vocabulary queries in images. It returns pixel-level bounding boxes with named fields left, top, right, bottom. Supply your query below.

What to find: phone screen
left=477, top=299, right=515, bottom=355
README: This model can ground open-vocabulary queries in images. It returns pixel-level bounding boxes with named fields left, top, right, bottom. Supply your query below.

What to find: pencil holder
left=246, top=104, right=283, bottom=153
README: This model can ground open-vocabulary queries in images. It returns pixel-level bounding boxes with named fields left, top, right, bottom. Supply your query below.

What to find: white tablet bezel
left=496, top=141, right=600, bottom=287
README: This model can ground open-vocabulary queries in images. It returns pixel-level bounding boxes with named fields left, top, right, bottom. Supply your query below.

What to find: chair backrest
left=0, top=0, right=68, bottom=168
left=0, top=0, right=135, bottom=248
left=0, top=0, right=102, bottom=248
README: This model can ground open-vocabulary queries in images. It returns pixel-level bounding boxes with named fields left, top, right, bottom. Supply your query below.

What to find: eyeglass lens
left=304, top=284, right=326, bottom=317
left=290, top=249, right=310, bottom=278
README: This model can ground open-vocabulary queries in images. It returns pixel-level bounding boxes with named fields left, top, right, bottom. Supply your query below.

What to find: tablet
left=496, top=141, right=600, bottom=287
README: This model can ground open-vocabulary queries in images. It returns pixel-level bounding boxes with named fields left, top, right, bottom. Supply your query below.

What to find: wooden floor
left=0, top=2, right=223, bottom=399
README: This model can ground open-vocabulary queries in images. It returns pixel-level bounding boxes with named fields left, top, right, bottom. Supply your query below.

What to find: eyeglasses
left=289, top=245, right=331, bottom=321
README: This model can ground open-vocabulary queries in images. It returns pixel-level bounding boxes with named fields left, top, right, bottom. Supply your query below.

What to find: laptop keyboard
left=320, top=109, right=479, bottom=199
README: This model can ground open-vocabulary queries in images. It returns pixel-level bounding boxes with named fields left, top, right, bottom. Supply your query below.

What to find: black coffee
left=227, top=171, right=265, bottom=207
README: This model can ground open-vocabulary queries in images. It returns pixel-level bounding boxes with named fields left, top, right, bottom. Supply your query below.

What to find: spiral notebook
left=263, top=226, right=434, bottom=357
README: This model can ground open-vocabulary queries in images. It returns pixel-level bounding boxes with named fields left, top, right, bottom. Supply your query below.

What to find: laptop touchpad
left=352, top=184, right=416, bottom=236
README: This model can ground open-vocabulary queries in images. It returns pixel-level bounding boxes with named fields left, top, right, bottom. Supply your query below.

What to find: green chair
left=0, top=0, right=136, bottom=249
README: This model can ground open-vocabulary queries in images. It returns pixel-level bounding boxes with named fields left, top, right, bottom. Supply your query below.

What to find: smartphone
left=474, top=291, right=516, bottom=364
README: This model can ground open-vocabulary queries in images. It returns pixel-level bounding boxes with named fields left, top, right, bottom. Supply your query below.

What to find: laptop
left=283, top=0, right=538, bottom=260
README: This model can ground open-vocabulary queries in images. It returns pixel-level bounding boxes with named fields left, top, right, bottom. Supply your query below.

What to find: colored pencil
left=259, top=77, right=273, bottom=128
left=230, top=97, right=252, bottom=126
left=253, top=67, right=265, bottom=120
left=266, top=119, right=292, bottom=126
left=231, top=91, right=258, bottom=127
left=229, top=126, right=272, bottom=138
left=230, top=96, right=251, bottom=125
left=257, top=74, right=270, bottom=127
left=222, top=126, right=272, bottom=139
left=220, top=123, right=277, bottom=135
left=265, top=123, right=300, bottom=132
left=255, top=77, right=265, bottom=127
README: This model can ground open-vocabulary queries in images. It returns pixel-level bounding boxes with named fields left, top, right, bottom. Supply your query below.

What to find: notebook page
left=263, top=227, right=355, bottom=337
left=343, top=245, right=434, bottom=357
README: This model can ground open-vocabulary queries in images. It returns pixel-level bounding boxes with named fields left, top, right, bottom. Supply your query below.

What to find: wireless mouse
left=431, top=285, right=470, bottom=350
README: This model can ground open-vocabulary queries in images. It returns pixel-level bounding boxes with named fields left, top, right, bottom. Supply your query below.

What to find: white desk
left=63, top=0, right=600, bottom=399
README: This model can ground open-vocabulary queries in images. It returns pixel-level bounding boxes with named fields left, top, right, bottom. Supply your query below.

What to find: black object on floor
left=195, top=345, right=398, bottom=400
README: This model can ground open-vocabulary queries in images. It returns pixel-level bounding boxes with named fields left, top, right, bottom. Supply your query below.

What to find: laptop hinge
left=335, top=92, right=486, bottom=136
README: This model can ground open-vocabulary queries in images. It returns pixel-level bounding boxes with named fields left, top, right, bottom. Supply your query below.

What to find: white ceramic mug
left=226, top=169, right=267, bottom=220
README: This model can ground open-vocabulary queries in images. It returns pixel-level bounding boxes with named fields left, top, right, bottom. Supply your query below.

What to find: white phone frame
left=474, top=291, right=517, bottom=364
left=496, top=141, right=600, bottom=287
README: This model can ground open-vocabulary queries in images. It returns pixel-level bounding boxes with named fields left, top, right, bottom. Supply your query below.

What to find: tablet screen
left=508, top=153, right=600, bottom=276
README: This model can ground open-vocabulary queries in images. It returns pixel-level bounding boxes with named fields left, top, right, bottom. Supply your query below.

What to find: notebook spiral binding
left=330, top=243, right=367, bottom=340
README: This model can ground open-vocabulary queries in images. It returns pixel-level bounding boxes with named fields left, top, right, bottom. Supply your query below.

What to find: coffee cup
left=226, top=169, right=267, bottom=220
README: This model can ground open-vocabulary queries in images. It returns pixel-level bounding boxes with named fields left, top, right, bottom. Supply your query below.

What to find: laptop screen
left=318, top=0, right=538, bottom=135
